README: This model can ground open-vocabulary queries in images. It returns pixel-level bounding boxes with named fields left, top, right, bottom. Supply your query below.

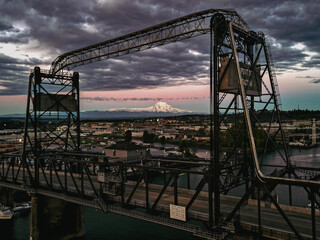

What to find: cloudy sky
left=0, top=0, right=319, bottom=114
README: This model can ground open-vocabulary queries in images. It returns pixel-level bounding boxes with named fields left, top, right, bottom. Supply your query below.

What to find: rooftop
left=106, top=142, right=146, bottom=151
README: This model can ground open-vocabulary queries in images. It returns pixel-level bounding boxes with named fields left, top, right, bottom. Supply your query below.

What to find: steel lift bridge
left=1, top=9, right=320, bottom=239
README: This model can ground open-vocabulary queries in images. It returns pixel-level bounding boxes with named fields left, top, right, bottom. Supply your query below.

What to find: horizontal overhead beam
left=50, top=9, right=249, bottom=74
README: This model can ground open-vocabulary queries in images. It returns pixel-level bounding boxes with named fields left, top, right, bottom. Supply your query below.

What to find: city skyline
left=0, top=0, right=319, bottom=114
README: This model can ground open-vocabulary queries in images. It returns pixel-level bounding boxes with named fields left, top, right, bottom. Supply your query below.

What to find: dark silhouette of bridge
left=1, top=9, right=320, bottom=240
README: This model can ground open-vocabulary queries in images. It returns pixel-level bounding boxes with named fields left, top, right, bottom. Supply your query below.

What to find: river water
left=2, top=146, right=319, bottom=239
left=1, top=207, right=194, bottom=240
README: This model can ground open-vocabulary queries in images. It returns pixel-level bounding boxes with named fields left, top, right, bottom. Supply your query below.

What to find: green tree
left=179, top=140, right=193, bottom=157
left=189, top=139, right=197, bottom=156
left=143, top=130, right=149, bottom=143
left=198, top=127, right=206, bottom=136
left=160, top=136, right=166, bottom=145
left=179, top=140, right=190, bottom=155
left=149, top=133, right=156, bottom=143
left=124, top=130, right=132, bottom=142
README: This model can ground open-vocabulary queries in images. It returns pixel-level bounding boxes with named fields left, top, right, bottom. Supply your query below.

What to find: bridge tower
left=1, top=9, right=319, bottom=239
left=209, top=13, right=291, bottom=225
left=21, top=67, right=83, bottom=240
left=22, top=67, right=80, bottom=174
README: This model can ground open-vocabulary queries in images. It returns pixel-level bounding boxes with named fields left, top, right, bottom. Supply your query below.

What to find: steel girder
left=1, top=8, right=318, bottom=239
left=211, top=20, right=320, bottom=239
left=21, top=67, right=81, bottom=190
left=50, top=9, right=249, bottom=74
left=22, top=67, right=81, bottom=155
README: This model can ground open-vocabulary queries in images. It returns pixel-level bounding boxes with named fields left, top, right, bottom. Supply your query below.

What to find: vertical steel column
left=209, top=18, right=214, bottom=227
left=145, top=170, right=149, bottom=209
left=310, top=191, right=316, bottom=240
left=257, top=183, right=262, bottom=238
left=121, top=166, right=125, bottom=206
left=244, top=137, right=249, bottom=192
left=81, top=162, right=84, bottom=194
left=234, top=97, right=237, bottom=166
left=65, top=114, right=71, bottom=151
left=208, top=173, right=213, bottom=226
left=12, top=158, right=14, bottom=181
left=22, top=73, right=33, bottom=184
left=213, top=17, right=221, bottom=226
left=174, top=172, right=178, bottom=205
left=1, top=157, right=4, bottom=179
left=34, top=67, right=41, bottom=189
left=64, top=160, right=67, bottom=192
left=73, top=72, right=81, bottom=151
left=93, top=158, right=96, bottom=175
left=289, top=172, right=292, bottom=206
left=50, top=160, right=53, bottom=188
left=250, top=96, right=255, bottom=199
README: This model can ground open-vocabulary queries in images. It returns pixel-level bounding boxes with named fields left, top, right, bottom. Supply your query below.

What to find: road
left=122, top=183, right=320, bottom=238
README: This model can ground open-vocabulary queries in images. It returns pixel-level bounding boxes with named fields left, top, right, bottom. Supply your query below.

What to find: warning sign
left=170, top=204, right=186, bottom=221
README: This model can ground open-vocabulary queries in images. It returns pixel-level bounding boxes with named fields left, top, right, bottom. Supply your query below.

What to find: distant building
left=159, top=133, right=177, bottom=140
left=131, top=131, right=144, bottom=137
left=194, top=136, right=210, bottom=142
left=105, top=142, right=147, bottom=159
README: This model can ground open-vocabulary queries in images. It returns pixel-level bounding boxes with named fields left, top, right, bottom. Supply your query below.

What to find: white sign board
left=97, top=172, right=105, bottom=182
left=170, top=204, right=186, bottom=221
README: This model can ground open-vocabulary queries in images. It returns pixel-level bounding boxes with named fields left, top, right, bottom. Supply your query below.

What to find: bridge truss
left=1, top=8, right=320, bottom=240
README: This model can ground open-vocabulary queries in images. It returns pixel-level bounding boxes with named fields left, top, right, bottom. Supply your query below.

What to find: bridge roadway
left=1, top=165, right=319, bottom=239
left=122, top=183, right=320, bottom=238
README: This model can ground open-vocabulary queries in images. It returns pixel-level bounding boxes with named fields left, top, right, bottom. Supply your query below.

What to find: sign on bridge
left=169, top=204, right=186, bottom=222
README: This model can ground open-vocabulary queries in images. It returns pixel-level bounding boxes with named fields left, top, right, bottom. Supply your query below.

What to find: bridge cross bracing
left=1, top=8, right=320, bottom=240
left=50, top=9, right=248, bottom=74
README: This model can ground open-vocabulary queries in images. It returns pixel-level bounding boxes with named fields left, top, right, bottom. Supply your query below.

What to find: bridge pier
left=0, top=186, right=13, bottom=206
left=30, top=195, right=84, bottom=240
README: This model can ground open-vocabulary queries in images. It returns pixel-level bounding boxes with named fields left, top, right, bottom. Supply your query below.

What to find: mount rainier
left=82, top=102, right=193, bottom=119
left=109, top=102, right=192, bottom=113
left=0, top=102, right=194, bottom=120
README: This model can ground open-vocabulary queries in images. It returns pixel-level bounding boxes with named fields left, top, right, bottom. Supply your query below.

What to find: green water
left=1, top=213, right=29, bottom=240
left=83, top=208, right=193, bottom=240
left=2, top=207, right=193, bottom=240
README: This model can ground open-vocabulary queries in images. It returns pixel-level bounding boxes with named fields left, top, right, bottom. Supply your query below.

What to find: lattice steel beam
left=50, top=9, right=249, bottom=74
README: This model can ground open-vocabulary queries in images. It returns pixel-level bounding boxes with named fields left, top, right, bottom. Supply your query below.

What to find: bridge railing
left=1, top=150, right=320, bottom=239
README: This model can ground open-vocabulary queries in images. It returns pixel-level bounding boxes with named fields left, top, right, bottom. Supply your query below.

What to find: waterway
left=1, top=208, right=194, bottom=240
left=2, top=146, right=319, bottom=239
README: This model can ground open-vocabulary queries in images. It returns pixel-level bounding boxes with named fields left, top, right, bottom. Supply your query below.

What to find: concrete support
left=0, top=187, right=13, bottom=207
left=30, top=195, right=84, bottom=240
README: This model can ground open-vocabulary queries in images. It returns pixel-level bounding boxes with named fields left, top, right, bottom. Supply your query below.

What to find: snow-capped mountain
left=109, top=102, right=192, bottom=113
left=1, top=102, right=194, bottom=120
left=147, top=102, right=191, bottom=113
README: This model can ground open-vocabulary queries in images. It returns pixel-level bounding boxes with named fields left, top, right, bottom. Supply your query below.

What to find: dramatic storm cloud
left=81, top=96, right=208, bottom=102
left=0, top=0, right=319, bottom=100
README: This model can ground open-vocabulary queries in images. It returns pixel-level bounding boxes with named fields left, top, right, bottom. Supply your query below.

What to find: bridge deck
left=0, top=164, right=318, bottom=239
left=120, top=182, right=320, bottom=239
